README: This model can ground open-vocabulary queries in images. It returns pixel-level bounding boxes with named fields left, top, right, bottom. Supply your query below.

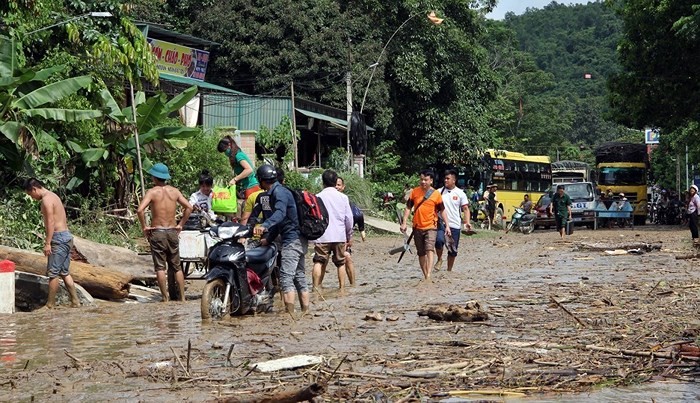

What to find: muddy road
left=3, top=226, right=700, bottom=401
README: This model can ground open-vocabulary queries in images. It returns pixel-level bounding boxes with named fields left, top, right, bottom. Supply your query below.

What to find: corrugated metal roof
left=296, top=108, right=347, bottom=128
left=160, top=74, right=245, bottom=94
left=136, top=22, right=220, bottom=47
left=202, top=94, right=293, bottom=131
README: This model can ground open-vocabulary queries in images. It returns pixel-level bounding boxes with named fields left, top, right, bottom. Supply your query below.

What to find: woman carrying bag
left=217, top=135, right=260, bottom=199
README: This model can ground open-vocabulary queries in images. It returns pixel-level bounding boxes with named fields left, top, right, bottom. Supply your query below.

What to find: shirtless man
left=137, top=163, right=193, bottom=302
left=24, top=178, right=80, bottom=308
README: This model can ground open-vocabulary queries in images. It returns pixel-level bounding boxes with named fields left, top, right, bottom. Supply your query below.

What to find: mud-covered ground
left=3, top=226, right=700, bottom=402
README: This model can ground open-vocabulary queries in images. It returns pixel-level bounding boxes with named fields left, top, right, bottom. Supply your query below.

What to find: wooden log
left=218, top=382, right=326, bottom=403
left=576, top=242, right=662, bottom=251
left=0, top=246, right=131, bottom=300
left=72, top=236, right=154, bottom=280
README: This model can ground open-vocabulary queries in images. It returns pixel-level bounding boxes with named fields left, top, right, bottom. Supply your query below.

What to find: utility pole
left=290, top=81, right=298, bottom=171
left=129, top=82, right=145, bottom=199
left=346, top=72, right=352, bottom=171
left=677, top=154, right=681, bottom=195
left=686, top=144, right=689, bottom=190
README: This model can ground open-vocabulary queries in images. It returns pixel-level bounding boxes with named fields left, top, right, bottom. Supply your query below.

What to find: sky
left=487, top=0, right=584, bottom=20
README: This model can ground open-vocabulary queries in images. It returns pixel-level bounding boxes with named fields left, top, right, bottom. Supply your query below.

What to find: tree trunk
left=0, top=246, right=132, bottom=300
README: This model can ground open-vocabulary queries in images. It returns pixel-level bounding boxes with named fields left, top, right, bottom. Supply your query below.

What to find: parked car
left=534, top=193, right=554, bottom=229
left=534, top=182, right=596, bottom=229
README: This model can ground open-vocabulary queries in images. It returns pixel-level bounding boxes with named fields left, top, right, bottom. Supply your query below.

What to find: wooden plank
left=251, top=355, right=323, bottom=373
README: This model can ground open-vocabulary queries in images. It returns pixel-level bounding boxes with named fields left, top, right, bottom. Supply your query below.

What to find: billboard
left=147, top=38, right=209, bottom=81
left=645, top=128, right=660, bottom=144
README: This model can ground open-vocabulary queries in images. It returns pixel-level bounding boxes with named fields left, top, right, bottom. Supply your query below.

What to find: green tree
left=0, top=36, right=101, bottom=170
left=609, top=0, right=700, bottom=131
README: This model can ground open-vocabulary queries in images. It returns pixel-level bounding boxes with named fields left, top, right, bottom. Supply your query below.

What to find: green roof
left=159, top=74, right=244, bottom=94
left=295, top=108, right=375, bottom=132
left=136, top=22, right=220, bottom=47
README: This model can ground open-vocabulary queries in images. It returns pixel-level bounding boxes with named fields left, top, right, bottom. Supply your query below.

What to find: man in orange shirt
left=400, top=169, right=451, bottom=280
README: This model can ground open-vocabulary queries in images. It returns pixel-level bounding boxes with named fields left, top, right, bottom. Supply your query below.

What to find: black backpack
left=290, top=189, right=329, bottom=240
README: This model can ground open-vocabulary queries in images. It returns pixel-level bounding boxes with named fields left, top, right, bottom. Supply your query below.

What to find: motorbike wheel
left=522, top=222, right=535, bottom=234
left=201, top=278, right=236, bottom=320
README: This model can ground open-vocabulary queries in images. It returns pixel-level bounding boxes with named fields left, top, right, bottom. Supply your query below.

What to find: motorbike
left=200, top=222, right=279, bottom=320
left=506, top=207, right=536, bottom=234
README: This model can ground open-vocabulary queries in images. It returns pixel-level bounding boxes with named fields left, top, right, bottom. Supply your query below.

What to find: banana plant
left=71, top=85, right=199, bottom=171
left=0, top=35, right=102, bottom=169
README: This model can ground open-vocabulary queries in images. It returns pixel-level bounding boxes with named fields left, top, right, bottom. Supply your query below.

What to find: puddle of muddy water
left=2, top=229, right=699, bottom=401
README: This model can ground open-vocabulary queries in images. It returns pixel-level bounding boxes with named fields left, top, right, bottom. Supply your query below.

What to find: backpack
left=271, top=185, right=329, bottom=240
left=290, top=189, right=329, bottom=240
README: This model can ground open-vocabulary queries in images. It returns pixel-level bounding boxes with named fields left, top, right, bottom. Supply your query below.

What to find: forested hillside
left=499, top=0, right=637, bottom=160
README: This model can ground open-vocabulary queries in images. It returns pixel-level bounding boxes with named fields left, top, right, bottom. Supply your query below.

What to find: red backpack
left=289, top=189, right=329, bottom=240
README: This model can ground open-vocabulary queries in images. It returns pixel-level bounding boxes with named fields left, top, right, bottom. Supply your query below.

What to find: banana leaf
left=0, top=36, right=17, bottom=78
left=34, top=130, right=63, bottom=152
left=99, top=88, right=126, bottom=121
left=14, top=75, right=93, bottom=109
left=135, top=93, right=166, bottom=134
left=31, top=65, right=66, bottom=83
left=164, top=85, right=197, bottom=114
left=80, top=148, right=108, bottom=164
left=21, top=108, right=102, bottom=121
left=0, top=121, right=21, bottom=143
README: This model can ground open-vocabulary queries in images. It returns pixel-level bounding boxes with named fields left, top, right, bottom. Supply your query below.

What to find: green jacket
left=551, top=193, right=572, bottom=217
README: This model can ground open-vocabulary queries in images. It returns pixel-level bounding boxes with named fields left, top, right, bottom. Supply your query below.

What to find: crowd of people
left=21, top=134, right=700, bottom=310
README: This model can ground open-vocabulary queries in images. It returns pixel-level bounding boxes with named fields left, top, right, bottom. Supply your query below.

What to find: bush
left=283, top=170, right=315, bottom=192
left=0, top=193, right=45, bottom=251
left=152, top=129, right=231, bottom=195
left=337, top=172, right=373, bottom=210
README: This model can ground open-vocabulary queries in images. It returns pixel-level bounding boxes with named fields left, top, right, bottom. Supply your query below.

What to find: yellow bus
left=483, top=149, right=552, bottom=222
left=594, top=143, right=649, bottom=225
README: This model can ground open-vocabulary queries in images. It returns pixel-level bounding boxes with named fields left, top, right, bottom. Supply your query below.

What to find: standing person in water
left=137, top=163, right=193, bottom=302
left=24, top=178, right=81, bottom=309
left=217, top=135, right=260, bottom=200
left=400, top=169, right=451, bottom=280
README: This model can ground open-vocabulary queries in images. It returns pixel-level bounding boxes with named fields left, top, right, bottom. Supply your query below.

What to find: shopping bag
left=211, top=185, right=237, bottom=213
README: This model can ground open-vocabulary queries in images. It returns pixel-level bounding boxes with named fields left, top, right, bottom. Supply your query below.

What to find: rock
left=364, top=313, right=383, bottom=321
left=15, top=271, right=94, bottom=311
left=386, top=315, right=400, bottom=322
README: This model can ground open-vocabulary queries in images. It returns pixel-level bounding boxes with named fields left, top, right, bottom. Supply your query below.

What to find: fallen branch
left=647, top=280, right=663, bottom=296
left=404, top=360, right=474, bottom=378
left=320, top=370, right=388, bottom=380
left=675, top=254, right=700, bottom=260
left=217, top=382, right=327, bottom=403
left=170, top=347, right=190, bottom=377
left=63, top=349, right=82, bottom=367
left=549, top=296, right=586, bottom=327
left=387, top=324, right=461, bottom=334
left=584, top=345, right=700, bottom=361
left=447, top=389, right=527, bottom=398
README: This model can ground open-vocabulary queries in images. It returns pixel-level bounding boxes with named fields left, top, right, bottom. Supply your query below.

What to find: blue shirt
left=263, top=182, right=300, bottom=245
